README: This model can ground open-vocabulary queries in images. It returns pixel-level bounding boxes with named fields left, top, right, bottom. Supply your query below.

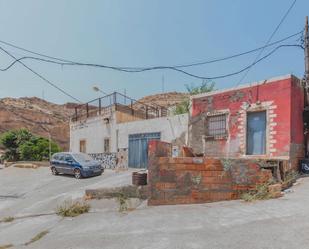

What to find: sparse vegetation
left=24, top=230, right=49, bottom=246
left=116, top=193, right=129, bottom=212
left=174, top=81, right=215, bottom=115
left=56, top=200, right=90, bottom=217
left=221, top=158, right=233, bottom=171
left=283, top=171, right=299, bottom=188
left=0, top=244, right=13, bottom=249
left=241, top=182, right=272, bottom=202
left=1, top=216, right=14, bottom=223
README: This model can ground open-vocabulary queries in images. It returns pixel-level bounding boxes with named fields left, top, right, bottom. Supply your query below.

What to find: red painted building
left=189, top=75, right=304, bottom=172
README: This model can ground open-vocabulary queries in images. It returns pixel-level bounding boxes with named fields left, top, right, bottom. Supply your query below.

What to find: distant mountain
left=0, top=97, right=77, bottom=150
left=0, top=92, right=187, bottom=150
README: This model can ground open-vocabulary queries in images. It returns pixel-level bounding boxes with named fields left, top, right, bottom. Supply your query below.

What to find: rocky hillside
left=136, top=92, right=188, bottom=108
left=0, top=92, right=186, bottom=150
left=0, top=97, right=76, bottom=150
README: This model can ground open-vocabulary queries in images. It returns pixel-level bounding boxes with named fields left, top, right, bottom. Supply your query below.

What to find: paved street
left=1, top=166, right=309, bottom=249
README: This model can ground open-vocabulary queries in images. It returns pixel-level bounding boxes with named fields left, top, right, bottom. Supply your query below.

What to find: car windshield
left=72, top=153, right=94, bottom=163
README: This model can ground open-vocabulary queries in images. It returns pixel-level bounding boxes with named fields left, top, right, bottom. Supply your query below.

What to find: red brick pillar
left=148, top=140, right=172, bottom=205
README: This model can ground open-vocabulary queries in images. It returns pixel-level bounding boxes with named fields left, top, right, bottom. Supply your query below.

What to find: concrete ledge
left=5, top=161, right=50, bottom=168
left=85, top=185, right=148, bottom=200
left=13, top=163, right=39, bottom=169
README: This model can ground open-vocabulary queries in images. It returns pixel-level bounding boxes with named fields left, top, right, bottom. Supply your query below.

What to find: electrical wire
left=0, top=31, right=302, bottom=70
left=0, top=44, right=303, bottom=80
left=236, top=0, right=297, bottom=85
left=0, top=46, right=82, bottom=103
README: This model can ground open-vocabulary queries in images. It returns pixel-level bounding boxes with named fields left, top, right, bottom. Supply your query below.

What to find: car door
left=51, top=154, right=61, bottom=171
left=64, top=154, right=75, bottom=175
left=56, top=154, right=66, bottom=173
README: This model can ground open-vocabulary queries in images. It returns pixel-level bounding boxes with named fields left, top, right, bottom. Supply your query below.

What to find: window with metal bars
left=206, top=114, right=227, bottom=137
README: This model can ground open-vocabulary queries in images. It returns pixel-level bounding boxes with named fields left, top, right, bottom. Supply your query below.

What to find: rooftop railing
left=71, top=92, right=168, bottom=122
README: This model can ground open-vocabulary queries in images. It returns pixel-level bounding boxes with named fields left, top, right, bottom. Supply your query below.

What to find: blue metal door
left=128, top=132, right=161, bottom=168
left=246, top=111, right=266, bottom=155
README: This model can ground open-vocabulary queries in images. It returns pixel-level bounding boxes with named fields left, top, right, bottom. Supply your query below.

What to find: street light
left=92, top=86, right=108, bottom=95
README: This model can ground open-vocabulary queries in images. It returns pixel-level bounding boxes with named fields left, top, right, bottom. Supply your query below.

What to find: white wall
left=116, top=114, right=188, bottom=148
left=70, top=115, right=117, bottom=153
left=70, top=113, right=188, bottom=153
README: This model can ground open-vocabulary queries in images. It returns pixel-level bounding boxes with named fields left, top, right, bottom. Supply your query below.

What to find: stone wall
left=89, top=153, right=117, bottom=169
left=148, top=141, right=273, bottom=206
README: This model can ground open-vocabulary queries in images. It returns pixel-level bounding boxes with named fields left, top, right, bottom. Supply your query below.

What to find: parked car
left=50, top=152, right=103, bottom=179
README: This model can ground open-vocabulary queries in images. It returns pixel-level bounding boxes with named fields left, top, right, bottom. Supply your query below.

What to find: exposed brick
left=149, top=141, right=276, bottom=206
left=155, top=182, right=176, bottom=190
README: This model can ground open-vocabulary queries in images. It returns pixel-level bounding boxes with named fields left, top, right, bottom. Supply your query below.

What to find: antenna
left=162, top=75, right=165, bottom=93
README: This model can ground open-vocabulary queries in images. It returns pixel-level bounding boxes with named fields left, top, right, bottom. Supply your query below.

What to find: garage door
left=128, top=132, right=161, bottom=168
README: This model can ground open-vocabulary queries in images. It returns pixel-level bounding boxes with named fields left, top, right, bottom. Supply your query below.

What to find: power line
left=170, top=31, right=302, bottom=68
left=0, top=31, right=302, bottom=70
left=236, top=0, right=297, bottom=85
left=0, top=44, right=303, bottom=80
left=0, top=46, right=82, bottom=103
left=0, top=39, right=72, bottom=63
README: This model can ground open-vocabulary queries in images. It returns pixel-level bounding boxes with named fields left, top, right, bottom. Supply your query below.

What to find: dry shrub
left=56, top=200, right=90, bottom=217
left=24, top=230, right=49, bottom=246
left=241, top=182, right=272, bottom=202
left=1, top=216, right=14, bottom=223
left=0, top=244, right=13, bottom=249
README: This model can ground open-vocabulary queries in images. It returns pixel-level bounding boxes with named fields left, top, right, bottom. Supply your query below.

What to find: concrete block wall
left=148, top=141, right=273, bottom=206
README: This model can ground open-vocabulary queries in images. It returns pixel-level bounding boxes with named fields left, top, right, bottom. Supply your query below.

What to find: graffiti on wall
left=89, top=153, right=117, bottom=169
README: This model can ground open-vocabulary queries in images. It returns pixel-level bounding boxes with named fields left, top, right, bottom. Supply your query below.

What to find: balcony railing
left=71, top=92, right=168, bottom=122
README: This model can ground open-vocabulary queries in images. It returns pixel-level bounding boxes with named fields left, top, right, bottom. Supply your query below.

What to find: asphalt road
left=1, top=166, right=309, bottom=249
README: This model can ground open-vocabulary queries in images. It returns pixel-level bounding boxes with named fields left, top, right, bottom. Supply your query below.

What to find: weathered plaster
left=189, top=75, right=304, bottom=169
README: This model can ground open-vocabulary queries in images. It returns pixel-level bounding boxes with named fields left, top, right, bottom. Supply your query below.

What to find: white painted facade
left=70, top=113, right=188, bottom=154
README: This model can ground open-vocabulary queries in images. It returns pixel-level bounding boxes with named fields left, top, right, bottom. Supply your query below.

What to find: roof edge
left=191, top=74, right=298, bottom=100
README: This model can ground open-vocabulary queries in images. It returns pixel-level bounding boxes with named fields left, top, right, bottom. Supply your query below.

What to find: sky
left=0, top=0, right=308, bottom=104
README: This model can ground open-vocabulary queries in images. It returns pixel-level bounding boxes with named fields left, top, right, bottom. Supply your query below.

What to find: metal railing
left=71, top=92, right=168, bottom=122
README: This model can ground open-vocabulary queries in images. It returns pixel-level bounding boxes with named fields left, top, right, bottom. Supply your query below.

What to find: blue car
left=50, top=152, right=104, bottom=179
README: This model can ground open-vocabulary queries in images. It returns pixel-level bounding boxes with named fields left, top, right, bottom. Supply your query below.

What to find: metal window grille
left=206, top=114, right=227, bottom=136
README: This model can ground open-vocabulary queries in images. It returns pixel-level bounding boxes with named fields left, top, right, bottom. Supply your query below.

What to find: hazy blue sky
left=0, top=0, right=307, bottom=104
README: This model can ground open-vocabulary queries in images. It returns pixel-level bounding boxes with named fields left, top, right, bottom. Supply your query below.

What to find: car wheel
left=51, top=167, right=58, bottom=175
left=74, top=168, right=82, bottom=179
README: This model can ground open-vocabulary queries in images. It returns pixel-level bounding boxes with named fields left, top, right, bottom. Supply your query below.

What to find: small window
left=80, top=140, right=86, bottom=153
left=104, top=138, right=110, bottom=153
left=206, top=114, right=227, bottom=137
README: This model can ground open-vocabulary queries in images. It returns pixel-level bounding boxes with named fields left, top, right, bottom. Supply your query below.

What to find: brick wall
left=148, top=141, right=273, bottom=205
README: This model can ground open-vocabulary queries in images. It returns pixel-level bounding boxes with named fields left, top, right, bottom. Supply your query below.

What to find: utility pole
left=49, top=132, right=52, bottom=160
left=305, top=16, right=309, bottom=89
left=304, top=16, right=309, bottom=158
